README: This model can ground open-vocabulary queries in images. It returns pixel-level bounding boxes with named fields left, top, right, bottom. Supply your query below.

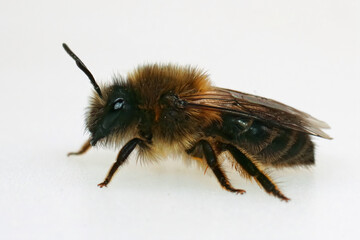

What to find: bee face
left=87, top=84, right=138, bottom=146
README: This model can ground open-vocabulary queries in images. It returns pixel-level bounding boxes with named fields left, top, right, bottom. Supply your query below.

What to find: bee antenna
left=62, top=43, right=103, bottom=98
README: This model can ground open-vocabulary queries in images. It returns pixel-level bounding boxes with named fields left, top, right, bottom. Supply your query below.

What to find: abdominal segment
left=211, top=114, right=315, bottom=167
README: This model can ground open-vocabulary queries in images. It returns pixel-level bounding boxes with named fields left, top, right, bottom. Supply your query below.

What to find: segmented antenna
left=62, top=43, right=103, bottom=98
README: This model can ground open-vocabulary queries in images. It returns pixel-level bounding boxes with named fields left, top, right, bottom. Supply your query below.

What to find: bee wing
left=182, top=87, right=331, bottom=139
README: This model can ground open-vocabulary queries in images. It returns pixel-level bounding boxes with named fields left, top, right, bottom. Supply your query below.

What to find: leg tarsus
left=256, top=172, right=290, bottom=201
left=67, top=139, right=91, bottom=156
left=97, top=180, right=109, bottom=188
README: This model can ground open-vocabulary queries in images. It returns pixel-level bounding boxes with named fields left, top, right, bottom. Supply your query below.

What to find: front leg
left=67, top=139, right=91, bottom=156
left=98, top=138, right=142, bottom=188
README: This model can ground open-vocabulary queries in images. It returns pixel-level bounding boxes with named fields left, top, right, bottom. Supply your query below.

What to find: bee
left=63, top=43, right=331, bottom=201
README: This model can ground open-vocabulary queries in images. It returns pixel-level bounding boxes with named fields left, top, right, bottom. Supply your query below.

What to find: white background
left=1, top=0, right=359, bottom=239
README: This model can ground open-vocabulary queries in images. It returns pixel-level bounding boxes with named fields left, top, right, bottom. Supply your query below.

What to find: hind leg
left=225, top=144, right=290, bottom=201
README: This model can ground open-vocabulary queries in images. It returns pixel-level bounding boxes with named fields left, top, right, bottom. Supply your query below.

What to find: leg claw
left=236, top=189, right=246, bottom=195
left=97, top=182, right=108, bottom=188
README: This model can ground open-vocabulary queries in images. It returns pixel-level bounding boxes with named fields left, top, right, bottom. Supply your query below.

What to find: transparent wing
left=182, top=87, right=331, bottom=139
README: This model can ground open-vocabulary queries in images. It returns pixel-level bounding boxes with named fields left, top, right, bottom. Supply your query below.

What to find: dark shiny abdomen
left=213, top=114, right=315, bottom=167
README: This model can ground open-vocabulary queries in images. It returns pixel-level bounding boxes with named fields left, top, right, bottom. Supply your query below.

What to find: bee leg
left=226, top=144, right=290, bottom=201
left=67, top=139, right=91, bottom=156
left=198, top=140, right=246, bottom=194
left=98, top=138, right=142, bottom=188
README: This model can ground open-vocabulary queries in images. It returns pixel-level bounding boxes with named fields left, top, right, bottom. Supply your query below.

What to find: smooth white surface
left=1, top=0, right=359, bottom=239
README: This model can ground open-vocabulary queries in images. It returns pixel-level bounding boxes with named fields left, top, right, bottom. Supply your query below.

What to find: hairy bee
left=63, top=43, right=331, bottom=201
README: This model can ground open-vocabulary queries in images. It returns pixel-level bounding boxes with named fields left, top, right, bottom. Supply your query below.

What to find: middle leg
left=195, top=140, right=245, bottom=194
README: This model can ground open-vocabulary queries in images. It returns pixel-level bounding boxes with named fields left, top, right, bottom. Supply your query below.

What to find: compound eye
left=113, top=98, right=124, bottom=110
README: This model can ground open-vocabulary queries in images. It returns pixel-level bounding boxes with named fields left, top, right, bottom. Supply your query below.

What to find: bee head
left=63, top=43, right=138, bottom=146
left=86, top=83, right=138, bottom=146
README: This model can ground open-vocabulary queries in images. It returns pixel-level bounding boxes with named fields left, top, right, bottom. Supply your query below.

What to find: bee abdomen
left=256, top=129, right=297, bottom=164
left=214, top=115, right=315, bottom=167
left=257, top=130, right=315, bottom=167
left=272, top=132, right=314, bottom=167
